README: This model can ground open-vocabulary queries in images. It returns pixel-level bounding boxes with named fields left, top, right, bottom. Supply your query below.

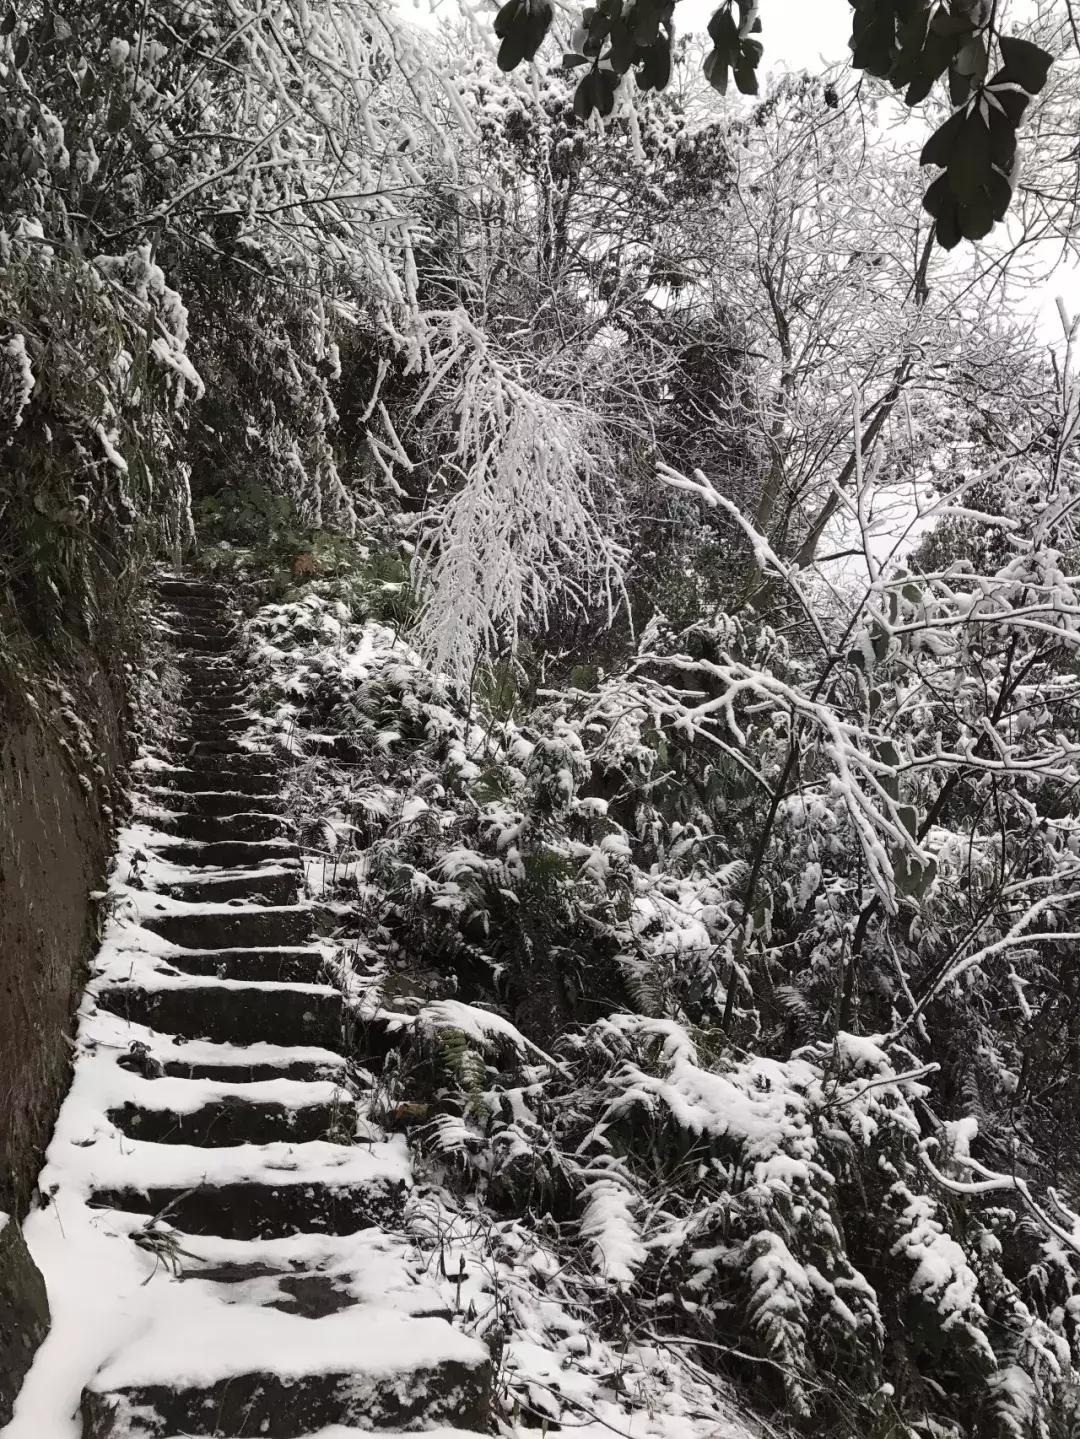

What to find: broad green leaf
left=574, top=69, right=597, bottom=118
left=608, top=16, right=635, bottom=71
left=638, top=39, right=671, bottom=89
left=958, top=186, right=995, bottom=240
left=734, top=57, right=758, bottom=94
left=998, top=35, right=1053, bottom=93
left=985, top=72, right=1031, bottom=126
left=986, top=106, right=1016, bottom=170
left=706, top=5, right=738, bottom=49
left=954, top=34, right=986, bottom=78
left=947, top=112, right=991, bottom=203
left=494, top=0, right=522, bottom=37
left=703, top=46, right=729, bottom=93
left=498, top=27, right=529, bottom=69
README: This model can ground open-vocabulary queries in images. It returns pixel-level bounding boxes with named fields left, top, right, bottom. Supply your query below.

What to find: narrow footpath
left=4, top=576, right=490, bottom=1439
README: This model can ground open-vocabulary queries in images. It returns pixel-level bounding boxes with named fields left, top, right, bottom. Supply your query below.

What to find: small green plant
left=438, top=1027, right=489, bottom=1120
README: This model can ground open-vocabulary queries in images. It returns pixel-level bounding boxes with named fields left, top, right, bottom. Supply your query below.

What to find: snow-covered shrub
left=0, top=230, right=193, bottom=666
left=243, top=502, right=1080, bottom=1439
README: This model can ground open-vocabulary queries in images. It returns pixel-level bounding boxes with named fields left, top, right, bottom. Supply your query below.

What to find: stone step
left=107, top=1095, right=356, bottom=1146
left=95, top=977, right=342, bottom=1047
left=180, top=681, right=252, bottom=704
left=157, top=869, right=300, bottom=906
left=154, top=767, right=278, bottom=796
left=162, top=599, right=231, bottom=616
left=175, top=630, right=240, bottom=653
left=148, top=1427, right=480, bottom=1439
left=156, top=749, right=276, bottom=773
left=158, top=578, right=226, bottom=601
left=179, top=655, right=249, bottom=675
left=175, top=699, right=255, bottom=719
left=178, top=716, right=256, bottom=740
left=95, top=974, right=342, bottom=1047
left=159, top=606, right=231, bottom=627
left=160, top=946, right=329, bottom=983
left=81, top=1304, right=490, bottom=1438
left=146, top=788, right=284, bottom=818
left=182, top=690, right=253, bottom=714
left=163, top=1229, right=456, bottom=1321
left=176, top=650, right=239, bottom=670
left=182, top=711, right=257, bottom=733
left=159, top=748, right=260, bottom=771
left=184, top=710, right=254, bottom=729
left=88, top=1168, right=407, bottom=1240
left=158, top=1054, right=345, bottom=1083
left=151, top=840, right=301, bottom=869
left=177, top=670, right=245, bottom=691
left=161, top=606, right=229, bottom=628
left=163, top=610, right=236, bottom=631
left=160, top=586, right=226, bottom=604
left=156, top=813, right=294, bottom=843
left=141, top=904, right=315, bottom=949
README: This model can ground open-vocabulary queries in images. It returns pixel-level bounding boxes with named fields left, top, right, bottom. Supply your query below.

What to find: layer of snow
left=89, top=1296, right=486, bottom=1389
left=3, top=763, right=465, bottom=1438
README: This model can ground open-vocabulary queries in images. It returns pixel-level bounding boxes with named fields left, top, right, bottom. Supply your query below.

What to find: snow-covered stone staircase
left=5, top=577, right=490, bottom=1439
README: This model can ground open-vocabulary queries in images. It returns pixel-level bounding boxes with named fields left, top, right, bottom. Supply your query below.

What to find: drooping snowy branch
left=412, top=313, right=628, bottom=687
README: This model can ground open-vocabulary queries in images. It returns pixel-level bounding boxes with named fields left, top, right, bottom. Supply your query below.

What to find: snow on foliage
left=12, top=11, right=1080, bottom=1437
left=579, top=1178, right=646, bottom=1285
left=244, top=407, right=1080, bottom=1439
left=412, top=312, right=628, bottom=688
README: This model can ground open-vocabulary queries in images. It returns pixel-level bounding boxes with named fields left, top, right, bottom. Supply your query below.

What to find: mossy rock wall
left=0, top=1215, right=49, bottom=1427
left=0, top=660, right=126, bottom=1217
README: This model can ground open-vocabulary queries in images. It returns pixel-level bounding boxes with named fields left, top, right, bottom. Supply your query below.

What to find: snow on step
left=155, top=870, right=301, bottom=906
left=82, top=1299, right=491, bottom=1437
left=144, top=788, right=286, bottom=820
left=159, top=946, right=332, bottom=984
left=40, top=1001, right=408, bottom=1229
left=150, top=809, right=297, bottom=842
left=152, top=766, right=279, bottom=795
left=87, top=1142, right=411, bottom=1239
left=90, top=1013, right=348, bottom=1082
left=121, top=832, right=298, bottom=877
left=157, top=1429, right=487, bottom=1439
left=86, top=927, right=345, bottom=1045
left=100, top=1066, right=356, bottom=1147
left=93, top=977, right=347, bottom=1049
left=157, top=1228, right=453, bottom=1317
left=140, top=902, right=317, bottom=949
left=58, top=1047, right=349, bottom=1119
left=150, top=839, right=301, bottom=869
left=107, top=1095, right=356, bottom=1147
left=91, top=1007, right=350, bottom=1082
left=4, top=574, right=492, bottom=1439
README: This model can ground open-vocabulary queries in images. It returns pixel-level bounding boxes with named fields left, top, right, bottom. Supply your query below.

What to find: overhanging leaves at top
left=488, top=0, right=1055, bottom=250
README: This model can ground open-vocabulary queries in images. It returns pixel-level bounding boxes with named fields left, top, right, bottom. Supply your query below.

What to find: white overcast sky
left=681, top=0, right=852, bottom=71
